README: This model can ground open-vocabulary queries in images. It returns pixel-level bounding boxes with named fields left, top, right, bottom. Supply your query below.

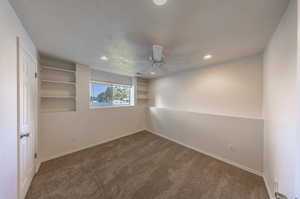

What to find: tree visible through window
left=90, top=82, right=133, bottom=107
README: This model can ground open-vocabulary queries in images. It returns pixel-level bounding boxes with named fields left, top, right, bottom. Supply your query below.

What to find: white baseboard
left=147, top=129, right=263, bottom=177
left=35, top=161, right=41, bottom=174
left=263, top=174, right=274, bottom=199
left=39, top=129, right=145, bottom=163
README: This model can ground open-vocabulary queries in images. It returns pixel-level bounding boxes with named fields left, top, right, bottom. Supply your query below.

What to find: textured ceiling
left=10, top=0, right=288, bottom=77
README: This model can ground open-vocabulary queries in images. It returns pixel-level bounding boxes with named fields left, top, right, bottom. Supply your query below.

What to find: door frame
left=17, top=37, right=38, bottom=199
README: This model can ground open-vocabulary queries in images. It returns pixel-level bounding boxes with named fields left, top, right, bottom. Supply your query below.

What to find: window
left=90, top=81, right=134, bottom=107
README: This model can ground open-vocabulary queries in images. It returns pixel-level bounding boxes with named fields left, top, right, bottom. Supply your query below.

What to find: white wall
left=149, top=55, right=263, bottom=119
left=39, top=65, right=147, bottom=162
left=147, top=108, right=263, bottom=174
left=147, top=55, right=264, bottom=174
left=0, top=0, right=37, bottom=199
left=263, top=0, right=298, bottom=198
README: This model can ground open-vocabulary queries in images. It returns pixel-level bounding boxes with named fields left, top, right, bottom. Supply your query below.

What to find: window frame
left=89, top=81, right=135, bottom=109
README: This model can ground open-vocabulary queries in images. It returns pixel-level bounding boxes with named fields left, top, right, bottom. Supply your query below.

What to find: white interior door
left=18, top=39, right=37, bottom=199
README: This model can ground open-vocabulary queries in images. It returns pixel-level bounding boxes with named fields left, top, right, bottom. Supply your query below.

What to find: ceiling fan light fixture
left=153, top=0, right=167, bottom=6
left=203, top=54, right=212, bottom=60
left=100, top=56, right=108, bottom=61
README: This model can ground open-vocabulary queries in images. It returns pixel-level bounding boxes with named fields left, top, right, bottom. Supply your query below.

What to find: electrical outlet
left=71, top=137, right=77, bottom=143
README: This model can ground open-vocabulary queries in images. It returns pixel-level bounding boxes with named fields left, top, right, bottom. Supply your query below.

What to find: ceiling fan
left=136, top=44, right=186, bottom=76
left=109, top=44, right=191, bottom=77
left=143, top=45, right=165, bottom=75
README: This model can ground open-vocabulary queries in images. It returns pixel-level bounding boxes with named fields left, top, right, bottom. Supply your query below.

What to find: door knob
left=275, top=192, right=288, bottom=199
left=20, top=133, right=30, bottom=139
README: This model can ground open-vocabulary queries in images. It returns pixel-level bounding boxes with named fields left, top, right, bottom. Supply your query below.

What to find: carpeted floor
left=26, top=131, right=269, bottom=199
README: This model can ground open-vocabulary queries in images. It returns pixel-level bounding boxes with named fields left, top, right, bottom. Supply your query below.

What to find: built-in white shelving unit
left=40, top=58, right=77, bottom=113
left=136, top=78, right=149, bottom=106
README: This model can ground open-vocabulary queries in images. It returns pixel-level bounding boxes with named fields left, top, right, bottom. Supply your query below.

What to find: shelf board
left=137, top=95, right=148, bottom=99
left=137, top=78, right=149, bottom=83
left=41, top=109, right=76, bottom=113
left=41, top=65, right=76, bottom=73
left=137, top=88, right=148, bottom=92
left=41, top=80, right=76, bottom=85
left=41, top=95, right=76, bottom=99
left=137, top=82, right=148, bottom=86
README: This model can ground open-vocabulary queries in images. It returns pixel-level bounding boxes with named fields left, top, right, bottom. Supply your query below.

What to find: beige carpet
left=26, top=131, right=269, bottom=199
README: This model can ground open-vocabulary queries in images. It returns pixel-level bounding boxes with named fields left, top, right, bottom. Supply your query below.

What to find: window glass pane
left=90, top=83, right=113, bottom=106
left=112, top=85, right=131, bottom=105
left=90, top=82, right=132, bottom=107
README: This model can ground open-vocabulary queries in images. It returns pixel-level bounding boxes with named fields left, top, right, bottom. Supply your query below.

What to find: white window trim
left=89, top=81, right=135, bottom=109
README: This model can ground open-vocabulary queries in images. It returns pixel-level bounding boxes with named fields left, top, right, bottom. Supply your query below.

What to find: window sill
left=89, top=105, right=135, bottom=110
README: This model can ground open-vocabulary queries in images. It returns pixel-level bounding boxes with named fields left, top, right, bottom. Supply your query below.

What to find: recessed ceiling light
left=203, top=54, right=212, bottom=60
left=100, top=56, right=108, bottom=61
left=153, top=0, right=167, bottom=6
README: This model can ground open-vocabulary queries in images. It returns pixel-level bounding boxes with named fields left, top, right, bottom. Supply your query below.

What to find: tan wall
left=39, top=65, right=147, bottom=162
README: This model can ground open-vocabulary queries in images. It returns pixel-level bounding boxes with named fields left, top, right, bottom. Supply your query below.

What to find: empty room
left=1, top=0, right=299, bottom=199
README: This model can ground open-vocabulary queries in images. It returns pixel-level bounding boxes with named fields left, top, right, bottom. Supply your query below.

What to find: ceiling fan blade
left=110, top=57, right=149, bottom=64
left=164, top=57, right=191, bottom=65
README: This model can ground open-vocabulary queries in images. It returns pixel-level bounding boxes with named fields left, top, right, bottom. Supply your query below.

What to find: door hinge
left=35, top=72, right=38, bottom=79
left=34, top=153, right=37, bottom=159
